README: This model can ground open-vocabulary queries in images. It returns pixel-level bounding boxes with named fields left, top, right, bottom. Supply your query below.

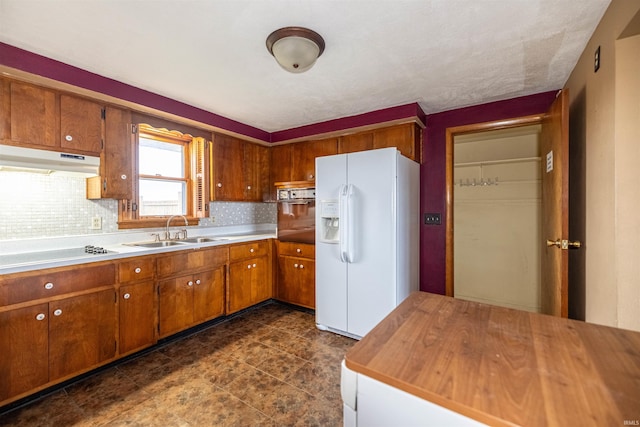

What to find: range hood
left=0, top=145, right=100, bottom=175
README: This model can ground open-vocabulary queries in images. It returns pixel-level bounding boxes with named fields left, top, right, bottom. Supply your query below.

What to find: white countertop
left=0, top=224, right=276, bottom=274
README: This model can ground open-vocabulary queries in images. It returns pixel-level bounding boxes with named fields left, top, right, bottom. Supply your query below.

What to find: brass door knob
left=546, top=239, right=582, bottom=249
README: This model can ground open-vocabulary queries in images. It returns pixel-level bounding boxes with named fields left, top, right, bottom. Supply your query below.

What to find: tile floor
left=0, top=302, right=356, bottom=426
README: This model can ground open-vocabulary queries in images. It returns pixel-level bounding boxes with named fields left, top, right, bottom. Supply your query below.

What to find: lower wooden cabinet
left=158, top=266, right=225, bottom=338
left=119, top=281, right=156, bottom=355
left=0, top=289, right=117, bottom=402
left=276, top=241, right=315, bottom=309
left=227, top=241, right=272, bottom=314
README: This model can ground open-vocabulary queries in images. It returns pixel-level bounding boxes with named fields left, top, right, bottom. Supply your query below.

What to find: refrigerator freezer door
left=316, top=153, right=348, bottom=333
left=346, top=148, right=397, bottom=337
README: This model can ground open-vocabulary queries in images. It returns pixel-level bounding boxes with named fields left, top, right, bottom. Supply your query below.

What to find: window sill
left=118, top=217, right=200, bottom=230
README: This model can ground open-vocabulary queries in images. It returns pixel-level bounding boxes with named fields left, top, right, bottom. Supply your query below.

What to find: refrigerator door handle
left=339, top=184, right=349, bottom=263
left=346, top=184, right=355, bottom=263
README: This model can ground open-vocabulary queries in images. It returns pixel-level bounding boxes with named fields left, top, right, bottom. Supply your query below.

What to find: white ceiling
left=0, top=0, right=610, bottom=133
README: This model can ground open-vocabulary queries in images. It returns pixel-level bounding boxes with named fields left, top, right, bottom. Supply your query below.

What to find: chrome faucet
left=165, top=215, right=189, bottom=240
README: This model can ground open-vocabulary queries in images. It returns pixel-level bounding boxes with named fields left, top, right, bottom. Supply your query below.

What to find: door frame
left=444, top=114, right=545, bottom=297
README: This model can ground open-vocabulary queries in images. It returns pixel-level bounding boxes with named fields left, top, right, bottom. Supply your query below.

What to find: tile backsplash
left=0, top=171, right=276, bottom=240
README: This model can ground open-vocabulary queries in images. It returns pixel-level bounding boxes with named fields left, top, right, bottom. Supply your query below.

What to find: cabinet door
left=250, top=256, right=272, bottom=304
left=291, top=138, right=338, bottom=181
left=119, top=281, right=156, bottom=355
left=269, top=144, right=292, bottom=199
left=60, top=94, right=103, bottom=154
left=244, top=142, right=270, bottom=201
left=277, top=256, right=315, bottom=309
left=0, top=304, right=49, bottom=402
left=102, top=106, right=133, bottom=199
left=193, top=266, right=225, bottom=323
left=9, top=80, right=57, bottom=147
left=339, top=131, right=373, bottom=154
left=158, top=275, right=194, bottom=337
left=49, top=289, right=117, bottom=381
left=228, top=261, right=254, bottom=314
left=212, top=134, right=244, bottom=200
left=372, top=123, right=421, bottom=162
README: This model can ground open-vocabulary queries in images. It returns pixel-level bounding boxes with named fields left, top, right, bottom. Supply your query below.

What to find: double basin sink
left=126, top=236, right=232, bottom=248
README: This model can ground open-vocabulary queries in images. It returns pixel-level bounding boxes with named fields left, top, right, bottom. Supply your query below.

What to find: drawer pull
left=134, top=267, right=141, bottom=274
left=296, top=248, right=302, bottom=253
left=123, top=293, right=131, bottom=300
left=44, top=282, right=54, bottom=290
left=188, top=281, right=194, bottom=287
left=53, top=309, right=62, bottom=316
left=36, top=313, right=46, bottom=321
left=195, top=279, right=201, bottom=285
left=250, top=248, right=255, bottom=253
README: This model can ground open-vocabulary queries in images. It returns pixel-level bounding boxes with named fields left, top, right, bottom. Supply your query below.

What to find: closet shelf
left=454, top=157, right=541, bottom=167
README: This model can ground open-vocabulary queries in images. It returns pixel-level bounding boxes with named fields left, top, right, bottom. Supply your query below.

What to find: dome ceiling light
left=266, top=27, right=325, bottom=73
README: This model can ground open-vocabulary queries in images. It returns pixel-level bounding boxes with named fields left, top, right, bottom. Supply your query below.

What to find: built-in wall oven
left=277, top=187, right=316, bottom=244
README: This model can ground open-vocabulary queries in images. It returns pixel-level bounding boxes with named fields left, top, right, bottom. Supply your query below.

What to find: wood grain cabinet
left=0, top=263, right=117, bottom=405
left=338, top=123, right=422, bottom=162
left=0, top=78, right=104, bottom=155
left=291, top=138, right=338, bottom=181
left=243, top=142, right=270, bottom=201
left=117, top=256, right=156, bottom=355
left=227, top=240, right=272, bottom=314
left=87, top=106, right=133, bottom=200
left=156, top=247, right=228, bottom=337
left=276, top=242, right=315, bottom=309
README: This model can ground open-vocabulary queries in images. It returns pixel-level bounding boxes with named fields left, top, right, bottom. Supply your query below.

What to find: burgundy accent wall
left=0, top=42, right=270, bottom=142
left=420, top=91, right=558, bottom=294
left=271, top=103, right=426, bottom=142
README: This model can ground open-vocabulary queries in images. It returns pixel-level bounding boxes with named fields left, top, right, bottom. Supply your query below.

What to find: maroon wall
left=419, top=91, right=559, bottom=294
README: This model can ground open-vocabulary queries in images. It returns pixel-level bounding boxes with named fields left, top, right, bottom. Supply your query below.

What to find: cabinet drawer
left=229, top=240, right=269, bottom=261
left=0, top=263, right=116, bottom=306
left=278, top=241, right=315, bottom=258
left=156, top=247, right=229, bottom=278
left=118, top=256, right=155, bottom=283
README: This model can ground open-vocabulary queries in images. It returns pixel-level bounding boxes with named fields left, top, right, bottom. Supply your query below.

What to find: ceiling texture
left=0, top=0, right=611, bottom=133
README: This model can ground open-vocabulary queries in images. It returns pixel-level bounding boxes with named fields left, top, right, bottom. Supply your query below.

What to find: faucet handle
left=182, top=229, right=188, bottom=239
left=150, top=233, right=160, bottom=242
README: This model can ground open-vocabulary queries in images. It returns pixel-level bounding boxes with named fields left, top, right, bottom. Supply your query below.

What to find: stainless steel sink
left=180, top=237, right=218, bottom=243
left=126, top=241, right=189, bottom=248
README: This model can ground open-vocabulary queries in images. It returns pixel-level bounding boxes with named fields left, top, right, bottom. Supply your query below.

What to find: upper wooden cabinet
left=211, top=133, right=269, bottom=202
left=338, top=123, right=422, bottom=162
left=291, top=137, right=338, bottom=181
left=87, top=106, right=133, bottom=200
left=0, top=78, right=104, bottom=155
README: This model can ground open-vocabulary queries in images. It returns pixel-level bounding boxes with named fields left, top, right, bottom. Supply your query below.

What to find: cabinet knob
left=309, top=174, right=314, bottom=179
left=247, top=264, right=252, bottom=269
left=65, top=135, right=73, bottom=142
left=299, top=264, right=304, bottom=269
left=217, top=183, right=222, bottom=188
left=123, top=293, right=131, bottom=300
left=36, top=313, right=46, bottom=321
left=296, top=248, right=301, bottom=253
left=121, top=174, right=127, bottom=180
left=44, top=282, right=54, bottom=290
left=53, top=309, right=63, bottom=316
left=294, top=263, right=299, bottom=268
left=252, top=263, right=257, bottom=268
left=188, top=281, right=194, bottom=286
left=195, top=279, right=201, bottom=285
left=249, top=248, right=255, bottom=253
left=247, top=185, right=252, bottom=190
left=134, top=267, right=141, bottom=274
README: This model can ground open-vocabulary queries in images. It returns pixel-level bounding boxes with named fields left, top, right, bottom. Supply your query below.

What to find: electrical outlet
left=91, top=216, right=102, bottom=230
left=424, top=213, right=441, bottom=225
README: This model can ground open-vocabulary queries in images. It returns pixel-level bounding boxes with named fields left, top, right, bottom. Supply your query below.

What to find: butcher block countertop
left=344, top=292, right=640, bottom=426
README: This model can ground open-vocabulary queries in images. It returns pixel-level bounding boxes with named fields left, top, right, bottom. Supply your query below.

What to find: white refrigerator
left=315, top=147, right=420, bottom=339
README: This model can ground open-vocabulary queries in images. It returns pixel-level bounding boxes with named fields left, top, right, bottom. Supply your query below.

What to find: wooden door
left=60, top=94, right=103, bottom=154
left=373, top=123, right=420, bottom=161
left=212, top=134, right=244, bottom=200
left=244, top=142, right=270, bottom=201
left=0, top=304, right=49, bottom=401
left=540, top=90, right=572, bottom=317
left=227, top=261, right=254, bottom=314
left=119, top=281, right=156, bottom=355
left=291, top=138, right=338, bottom=181
left=250, top=256, right=271, bottom=303
left=339, top=131, right=373, bottom=154
left=9, top=80, right=57, bottom=147
left=102, top=106, right=133, bottom=199
left=158, top=275, right=194, bottom=337
left=277, top=256, right=315, bottom=309
left=269, top=144, right=292, bottom=200
left=49, top=290, right=116, bottom=381
left=193, top=266, right=225, bottom=322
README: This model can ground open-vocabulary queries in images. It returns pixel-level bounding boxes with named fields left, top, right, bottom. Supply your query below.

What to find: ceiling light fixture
left=266, top=27, right=325, bottom=73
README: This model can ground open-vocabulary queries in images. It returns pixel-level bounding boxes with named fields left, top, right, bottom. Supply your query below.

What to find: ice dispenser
left=319, top=200, right=340, bottom=243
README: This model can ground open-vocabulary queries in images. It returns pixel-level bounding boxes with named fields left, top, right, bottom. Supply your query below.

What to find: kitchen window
left=118, top=122, right=208, bottom=228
